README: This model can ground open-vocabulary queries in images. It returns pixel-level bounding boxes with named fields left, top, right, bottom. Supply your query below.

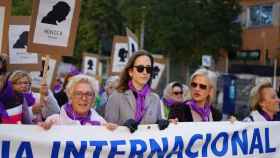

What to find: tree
left=12, top=0, right=32, bottom=15
left=142, top=0, right=242, bottom=81
left=12, top=0, right=241, bottom=80
left=75, top=0, right=125, bottom=57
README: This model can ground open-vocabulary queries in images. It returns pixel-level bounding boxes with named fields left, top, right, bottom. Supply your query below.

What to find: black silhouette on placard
left=13, top=31, right=28, bottom=48
left=87, top=59, right=94, bottom=70
left=40, top=60, right=50, bottom=77
left=131, top=43, right=135, bottom=53
left=118, top=48, right=128, bottom=62
left=152, top=66, right=160, bottom=79
left=41, top=1, right=71, bottom=25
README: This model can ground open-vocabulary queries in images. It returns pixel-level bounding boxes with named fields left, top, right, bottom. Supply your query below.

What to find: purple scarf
left=259, top=110, right=274, bottom=121
left=53, top=83, right=62, bottom=94
left=64, top=103, right=100, bottom=125
left=22, top=92, right=36, bottom=107
left=163, top=98, right=176, bottom=107
left=0, top=81, right=14, bottom=99
left=128, top=80, right=151, bottom=122
left=186, top=100, right=211, bottom=121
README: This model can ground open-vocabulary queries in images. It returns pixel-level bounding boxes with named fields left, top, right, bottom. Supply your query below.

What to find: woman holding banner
left=161, top=82, right=189, bottom=119
left=169, top=68, right=222, bottom=122
left=39, top=74, right=117, bottom=130
left=105, top=50, right=170, bottom=133
left=243, top=81, right=280, bottom=121
left=0, top=71, right=59, bottom=124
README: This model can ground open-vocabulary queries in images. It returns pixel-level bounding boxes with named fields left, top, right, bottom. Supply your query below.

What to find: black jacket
left=168, top=102, right=222, bottom=122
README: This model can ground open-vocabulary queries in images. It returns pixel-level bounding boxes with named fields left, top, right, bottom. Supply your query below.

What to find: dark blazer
left=168, top=102, right=222, bottom=122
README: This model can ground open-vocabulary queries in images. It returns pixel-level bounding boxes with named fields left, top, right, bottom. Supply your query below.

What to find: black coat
left=168, top=102, right=222, bottom=122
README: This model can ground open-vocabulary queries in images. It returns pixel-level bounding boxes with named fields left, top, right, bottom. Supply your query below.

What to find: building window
left=249, top=5, right=273, bottom=26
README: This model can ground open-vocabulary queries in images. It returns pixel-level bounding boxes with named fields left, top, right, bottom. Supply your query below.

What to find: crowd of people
left=0, top=50, right=279, bottom=133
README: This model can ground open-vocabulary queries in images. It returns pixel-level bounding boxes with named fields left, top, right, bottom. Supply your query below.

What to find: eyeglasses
left=190, top=82, right=208, bottom=90
left=73, top=91, right=95, bottom=99
left=133, top=65, right=152, bottom=74
left=173, top=91, right=183, bottom=95
left=14, top=81, right=31, bottom=86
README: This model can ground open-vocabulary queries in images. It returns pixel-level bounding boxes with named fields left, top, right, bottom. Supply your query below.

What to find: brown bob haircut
left=116, top=50, right=154, bottom=92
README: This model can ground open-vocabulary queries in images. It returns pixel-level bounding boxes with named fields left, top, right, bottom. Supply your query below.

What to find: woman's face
left=71, top=82, right=95, bottom=116
left=171, top=86, right=183, bottom=102
left=259, top=87, right=280, bottom=115
left=129, top=55, right=152, bottom=88
left=190, top=75, right=212, bottom=104
left=12, top=76, right=31, bottom=93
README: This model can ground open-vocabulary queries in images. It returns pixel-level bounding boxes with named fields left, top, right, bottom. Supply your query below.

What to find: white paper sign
left=30, top=57, right=56, bottom=88
left=33, top=0, right=75, bottom=47
left=112, top=42, right=129, bottom=73
left=151, top=62, right=165, bottom=89
left=202, top=55, right=212, bottom=67
left=83, top=56, right=97, bottom=76
left=9, top=25, right=38, bottom=64
left=128, top=36, right=138, bottom=56
left=0, top=7, right=5, bottom=52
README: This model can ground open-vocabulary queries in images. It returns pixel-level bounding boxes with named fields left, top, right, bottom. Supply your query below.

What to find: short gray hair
left=249, top=81, right=272, bottom=111
left=190, top=68, right=217, bottom=103
left=66, top=74, right=99, bottom=99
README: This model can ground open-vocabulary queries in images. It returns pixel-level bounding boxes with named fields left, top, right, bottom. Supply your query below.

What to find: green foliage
left=12, top=0, right=241, bottom=66
left=12, top=0, right=33, bottom=15
left=143, top=0, right=242, bottom=63
left=75, top=0, right=125, bottom=57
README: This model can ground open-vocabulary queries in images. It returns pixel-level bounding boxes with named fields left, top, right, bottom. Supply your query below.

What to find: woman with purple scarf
left=0, top=71, right=60, bottom=124
left=161, top=82, right=189, bottom=118
left=243, top=81, right=280, bottom=122
left=169, top=68, right=222, bottom=122
left=39, top=74, right=117, bottom=130
left=105, top=50, right=170, bottom=133
left=0, top=71, right=37, bottom=124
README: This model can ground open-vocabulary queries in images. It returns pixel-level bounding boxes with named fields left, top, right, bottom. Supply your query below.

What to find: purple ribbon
left=64, top=103, right=100, bottom=125
left=128, top=80, right=151, bottom=122
left=186, top=100, right=211, bottom=121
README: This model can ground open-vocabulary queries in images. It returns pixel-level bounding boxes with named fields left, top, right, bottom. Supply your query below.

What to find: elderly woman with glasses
left=105, top=50, right=170, bottom=133
left=0, top=71, right=60, bottom=124
left=243, top=81, right=280, bottom=122
left=169, top=68, right=222, bottom=122
left=161, top=82, right=189, bottom=119
left=40, top=74, right=117, bottom=130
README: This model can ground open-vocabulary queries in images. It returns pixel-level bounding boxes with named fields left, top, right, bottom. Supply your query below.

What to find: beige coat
left=105, top=89, right=162, bottom=125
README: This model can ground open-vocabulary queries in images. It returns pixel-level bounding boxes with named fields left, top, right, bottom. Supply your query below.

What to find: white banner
left=1, top=122, right=280, bottom=158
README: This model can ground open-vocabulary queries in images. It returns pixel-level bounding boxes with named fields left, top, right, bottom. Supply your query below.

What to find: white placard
left=33, top=0, right=75, bottom=47
left=83, top=56, right=98, bottom=76
left=112, top=42, right=129, bottom=73
left=30, top=57, right=56, bottom=88
left=151, top=62, right=165, bottom=89
left=0, top=7, right=5, bottom=52
left=9, top=25, right=38, bottom=64
left=202, top=55, right=212, bottom=67
left=128, top=36, right=138, bottom=56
